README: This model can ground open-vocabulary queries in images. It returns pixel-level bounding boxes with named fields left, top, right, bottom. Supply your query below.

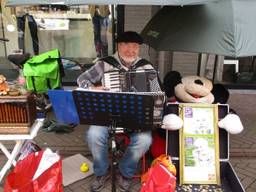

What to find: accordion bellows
left=0, top=95, right=36, bottom=134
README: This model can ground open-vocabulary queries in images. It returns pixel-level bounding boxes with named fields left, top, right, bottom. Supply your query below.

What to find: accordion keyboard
left=103, top=70, right=124, bottom=92
left=103, top=70, right=156, bottom=92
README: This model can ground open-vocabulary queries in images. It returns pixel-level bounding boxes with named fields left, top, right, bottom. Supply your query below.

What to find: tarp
left=5, top=0, right=218, bottom=6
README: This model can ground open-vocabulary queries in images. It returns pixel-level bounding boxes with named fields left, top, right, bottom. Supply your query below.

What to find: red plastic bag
left=150, top=131, right=166, bottom=159
left=4, top=149, right=62, bottom=192
left=140, top=154, right=176, bottom=192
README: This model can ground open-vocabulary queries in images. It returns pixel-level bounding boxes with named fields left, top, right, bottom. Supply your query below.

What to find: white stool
left=0, top=119, right=44, bottom=182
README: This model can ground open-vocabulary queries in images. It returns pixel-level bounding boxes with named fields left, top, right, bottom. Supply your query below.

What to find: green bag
left=23, top=49, right=62, bottom=93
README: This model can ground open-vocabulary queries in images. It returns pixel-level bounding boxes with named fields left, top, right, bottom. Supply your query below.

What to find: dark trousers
left=92, top=15, right=109, bottom=58
left=17, top=14, right=39, bottom=55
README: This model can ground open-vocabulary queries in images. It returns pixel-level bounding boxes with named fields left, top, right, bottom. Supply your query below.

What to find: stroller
left=8, top=49, right=77, bottom=133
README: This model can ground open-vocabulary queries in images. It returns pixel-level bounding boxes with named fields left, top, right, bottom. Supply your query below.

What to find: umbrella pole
left=197, top=53, right=202, bottom=76
left=212, top=55, right=218, bottom=82
left=251, top=56, right=255, bottom=71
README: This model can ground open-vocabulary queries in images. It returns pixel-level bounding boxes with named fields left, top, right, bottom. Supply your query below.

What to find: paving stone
left=240, top=177, right=255, bottom=189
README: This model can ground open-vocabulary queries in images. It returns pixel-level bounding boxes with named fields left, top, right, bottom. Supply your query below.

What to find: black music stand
left=73, top=90, right=155, bottom=192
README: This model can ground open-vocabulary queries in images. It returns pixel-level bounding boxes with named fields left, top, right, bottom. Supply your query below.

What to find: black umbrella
left=141, top=0, right=256, bottom=57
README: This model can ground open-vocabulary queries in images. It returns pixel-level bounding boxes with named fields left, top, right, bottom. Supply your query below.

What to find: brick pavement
left=228, top=91, right=256, bottom=192
left=0, top=91, right=255, bottom=192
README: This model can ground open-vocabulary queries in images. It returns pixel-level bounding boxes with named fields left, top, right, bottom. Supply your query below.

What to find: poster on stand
left=179, top=103, right=220, bottom=185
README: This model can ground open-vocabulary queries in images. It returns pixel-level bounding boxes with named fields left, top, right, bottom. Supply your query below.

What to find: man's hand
left=90, top=85, right=110, bottom=90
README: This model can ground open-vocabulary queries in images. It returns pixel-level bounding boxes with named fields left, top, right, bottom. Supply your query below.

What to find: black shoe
left=91, top=172, right=111, bottom=192
left=118, top=174, right=133, bottom=192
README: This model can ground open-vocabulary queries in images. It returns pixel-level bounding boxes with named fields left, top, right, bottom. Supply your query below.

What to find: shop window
left=221, top=56, right=256, bottom=88
left=0, top=3, right=116, bottom=84
left=196, top=54, right=256, bottom=89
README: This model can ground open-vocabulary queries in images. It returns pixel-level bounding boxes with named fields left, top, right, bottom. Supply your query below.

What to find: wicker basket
left=0, top=94, right=36, bottom=134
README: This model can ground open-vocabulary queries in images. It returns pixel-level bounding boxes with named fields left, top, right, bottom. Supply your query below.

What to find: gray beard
left=119, top=56, right=136, bottom=68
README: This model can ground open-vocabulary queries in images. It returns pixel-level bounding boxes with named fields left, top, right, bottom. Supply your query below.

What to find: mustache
left=122, top=56, right=136, bottom=62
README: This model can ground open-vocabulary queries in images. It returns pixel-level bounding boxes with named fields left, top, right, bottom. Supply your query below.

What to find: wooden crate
left=0, top=94, right=36, bottom=134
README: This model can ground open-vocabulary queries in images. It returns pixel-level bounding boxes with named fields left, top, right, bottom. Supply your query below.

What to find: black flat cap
left=116, top=31, right=143, bottom=44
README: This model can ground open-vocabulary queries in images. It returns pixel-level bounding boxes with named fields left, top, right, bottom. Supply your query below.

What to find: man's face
left=117, top=42, right=140, bottom=64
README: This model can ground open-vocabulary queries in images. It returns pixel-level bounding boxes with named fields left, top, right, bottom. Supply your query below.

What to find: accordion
left=103, top=69, right=165, bottom=125
left=103, top=69, right=159, bottom=92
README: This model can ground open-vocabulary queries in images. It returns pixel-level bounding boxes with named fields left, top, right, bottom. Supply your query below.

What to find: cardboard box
left=165, top=103, right=245, bottom=192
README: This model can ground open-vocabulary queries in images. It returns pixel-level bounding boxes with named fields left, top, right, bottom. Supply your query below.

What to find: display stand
left=73, top=90, right=155, bottom=192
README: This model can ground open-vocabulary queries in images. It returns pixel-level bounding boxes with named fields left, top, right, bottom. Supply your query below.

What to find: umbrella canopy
left=141, top=0, right=256, bottom=57
left=5, top=0, right=218, bottom=6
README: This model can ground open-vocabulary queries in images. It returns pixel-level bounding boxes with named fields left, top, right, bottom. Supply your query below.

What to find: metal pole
left=110, top=116, right=118, bottom=192
left=197, top=53, right=202, bottom=76
left=111, top=5, right=116, bottom=54
left=0, top=12, right=8, bottom=58
left=212, top=55, right=218, bottom=82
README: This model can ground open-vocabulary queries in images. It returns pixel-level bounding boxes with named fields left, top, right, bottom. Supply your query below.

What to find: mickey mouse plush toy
left=150, top=71, right=244, bottom=158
